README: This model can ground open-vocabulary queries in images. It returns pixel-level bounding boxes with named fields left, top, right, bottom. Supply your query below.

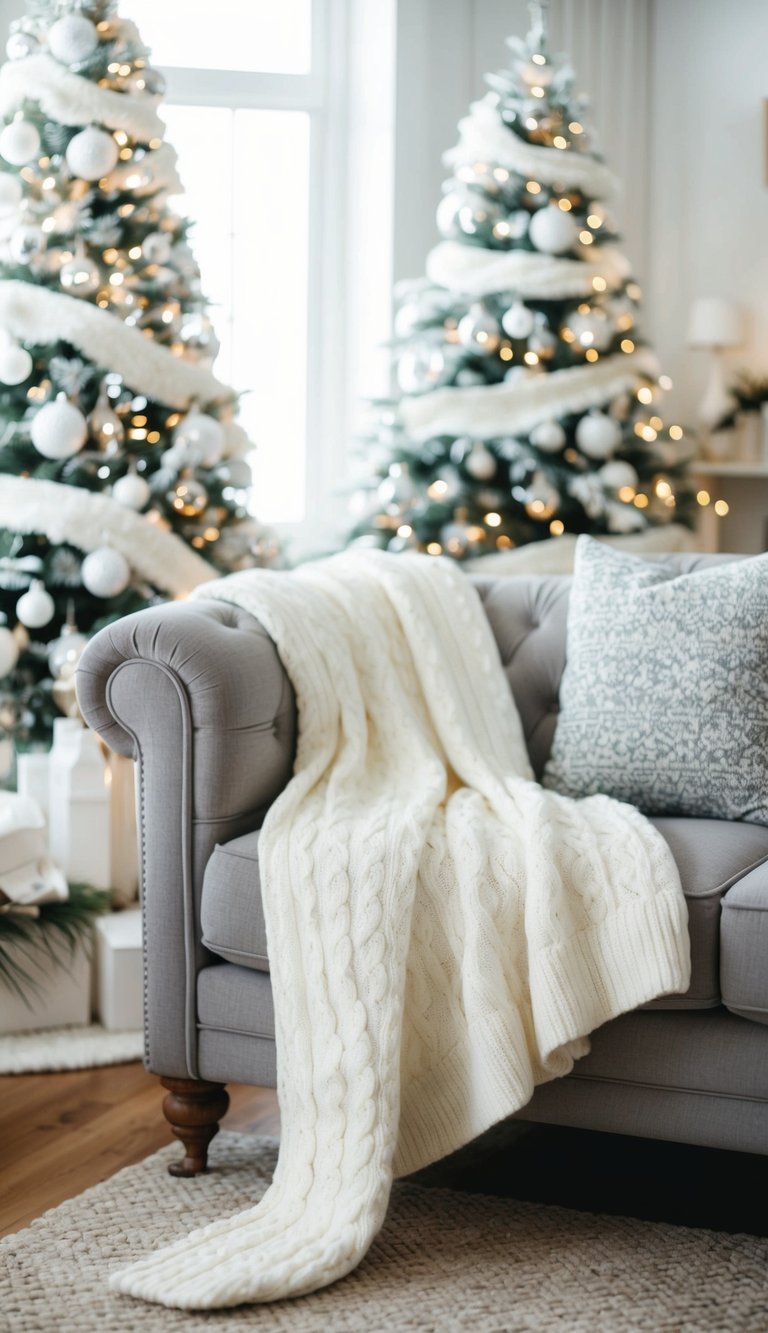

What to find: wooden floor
left=0, top=1062, right=280, bottom=1238
left=3, top=1060, right=768, bottom=1242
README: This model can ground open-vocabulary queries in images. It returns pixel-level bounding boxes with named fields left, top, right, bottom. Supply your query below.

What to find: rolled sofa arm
left=77, top=599, right=296, bottom=1079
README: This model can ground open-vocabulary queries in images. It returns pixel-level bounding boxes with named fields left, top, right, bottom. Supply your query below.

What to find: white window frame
left=157, top=0, right=357, bottom=551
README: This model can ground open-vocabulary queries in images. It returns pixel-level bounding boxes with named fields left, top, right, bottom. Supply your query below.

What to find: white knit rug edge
left=0, top=1023, right=143, bottom=1073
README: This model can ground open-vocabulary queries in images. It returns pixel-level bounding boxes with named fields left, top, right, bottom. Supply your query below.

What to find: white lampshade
left=687, top=298, right=743, bottom=349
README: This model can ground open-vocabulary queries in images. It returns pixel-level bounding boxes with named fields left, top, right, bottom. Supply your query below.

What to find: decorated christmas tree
left=348, top=3, right=694, bottom=561
left=0, top=0, right=276, bottom=746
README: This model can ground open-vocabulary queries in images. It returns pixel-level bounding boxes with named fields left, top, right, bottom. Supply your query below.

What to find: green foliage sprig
left=0, top=881, right=110, bottom=1005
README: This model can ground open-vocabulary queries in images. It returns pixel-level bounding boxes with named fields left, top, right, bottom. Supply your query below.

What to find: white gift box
left=0, top=938, right=90, bottom=1034
left=95, top=907, right=142, bottom=1031
left=48, top=719, right=138, bottom=906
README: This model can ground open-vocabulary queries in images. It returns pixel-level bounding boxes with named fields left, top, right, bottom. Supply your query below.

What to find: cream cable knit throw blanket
left=111, top=552, right=690, bottom=1311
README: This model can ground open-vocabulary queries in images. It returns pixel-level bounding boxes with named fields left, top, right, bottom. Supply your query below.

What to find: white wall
left=647, top=0, right=768, bottom=418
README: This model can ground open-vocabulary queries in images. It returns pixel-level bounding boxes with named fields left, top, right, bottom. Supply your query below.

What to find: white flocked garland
left=0, top=281, right=232, bottom=409
left=0, top=476, right=217, bottom=596
left=445, top=98, right=618, bottom=200
left=0, top=52, right=164, bottom=139
left=427, top=241, right=631, bottom=300
left=400, top=349, right=659, bottom=442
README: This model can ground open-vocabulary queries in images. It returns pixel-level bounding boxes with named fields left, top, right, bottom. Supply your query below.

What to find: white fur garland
left=400, top=349, right=659, bottom=442
left=0, top=476, right=216, bottom=596
left=446, top=99, right=618, bottom=200
left=0, top=281, right=233, bottom=409
left=0, top=53, right=164, bottom=139
left=426, top=241, right=631, bottom=300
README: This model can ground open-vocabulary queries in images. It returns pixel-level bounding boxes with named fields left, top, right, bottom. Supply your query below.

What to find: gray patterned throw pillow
left=542, top=537, right=768, bottom=824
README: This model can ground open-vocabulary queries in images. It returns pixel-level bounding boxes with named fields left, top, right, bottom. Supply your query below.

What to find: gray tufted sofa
left=77, top=553, right=768, bottom=1174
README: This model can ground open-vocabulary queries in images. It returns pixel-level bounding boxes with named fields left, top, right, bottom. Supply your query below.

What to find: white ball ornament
left=9, top=223, right=45, bottom=265
left=530, top=420, right=566, bottom=453
left=81, top=547, right=130, bottom=599
left=528, top=205, right=578, bottom=256
left=599, top=460, right=639, bottom=490
left=30, top=396, right=88, bottom=459
left=0, top=625, right=19, bottom=678
left=6, top=30, right=39, bottom=61
left=0, top=119, right=40, bottom=166
left=219, top=457, right=252, bottom=488
left=65, top=127, right=119, bottom=182
left=48, top=624, right=88, bottom=679
left=575, top=411, right=623, bottom=460
left=501, top=302, right=535, bottom=340
left=0, top=342, right=32, bottom=385
left=141, top=231, right=173, bottom=265
left=48, top=15, right=98, bottom=65
left=0, top=173, right=22, bottom=216
left=16, top=580, right=55, bottom=629
left=457, top=305, right=501, bottom=355
left=172, top=411, right=225, bottom=467
left=59, top=253, right=100, bottom=297
left=112, top=472, right=150, bottom=510
left=464, top=441, right=497, bottom=480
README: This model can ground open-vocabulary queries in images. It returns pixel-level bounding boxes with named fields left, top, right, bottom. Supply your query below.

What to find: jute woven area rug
left=2, top=1132, right=767, bottom=1332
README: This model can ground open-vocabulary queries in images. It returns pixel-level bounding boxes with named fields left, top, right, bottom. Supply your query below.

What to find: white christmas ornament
left=570, top=309, right=613, bottom=351
left=16, top=579, right=55, bottom=629
left=525, top=470, right=560, bottom=519
left=599, top=460, right=639, bottom=490
left=0, top=172, right=22, bottom=216
left=9, top=224, right=45, bottom=265
left=219, top=457, right=252, bottom=488
left=48, top=14, right=98, bottom=65
left=6, top=31, right=39, bottom=61
left=530, top=420, right=566, bottom=452
left=48, top=624, right=88, bottom=678
left=172, top=411, right=225, bottom=467
left=112, top=472, right=150, bottom=510
left=0, top=119, right=40, bottom=166
left=81, top=547, right=131, bottom=599
left=575, top=410, right=623, bottom=459
left=528, top=206, right=578, bottom=256
left=464, top=441, right=497, bottom=479
left=0, top=341, right=32, bottom=385
left=65, top=127, right=119, bottom=182
left=60, top=253, right=100, bottom=297
left=30, top=396, right=88, bottom=459
left=457, top=305, right=501, bottom=355
left=501, top=302, right=535, bottom=340
left=141, top=231, right=173, bottom=265
left=0, top=624, right=19, bottom=677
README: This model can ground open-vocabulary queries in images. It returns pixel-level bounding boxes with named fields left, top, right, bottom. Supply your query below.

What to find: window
left=130, top=0, right=322, bottom=524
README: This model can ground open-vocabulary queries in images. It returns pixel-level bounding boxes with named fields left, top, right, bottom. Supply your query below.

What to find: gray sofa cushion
left=721, top=864, right=768, bottom=1027
left=201, top=830, right=269, bottom=972
left=543, top=538, right=768, bottom=823
left=201, top=816, right=768, bottom=1011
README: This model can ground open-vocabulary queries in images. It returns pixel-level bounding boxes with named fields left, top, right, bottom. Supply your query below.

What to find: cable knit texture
left=110, top=552, right=690, bottom=1311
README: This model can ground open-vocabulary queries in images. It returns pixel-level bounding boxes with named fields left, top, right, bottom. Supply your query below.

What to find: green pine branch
left=0, top=882, right=111, bottom=1006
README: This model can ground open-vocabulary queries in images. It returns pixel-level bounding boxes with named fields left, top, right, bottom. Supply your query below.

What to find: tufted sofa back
left=471, top=551, right=738, bottom=779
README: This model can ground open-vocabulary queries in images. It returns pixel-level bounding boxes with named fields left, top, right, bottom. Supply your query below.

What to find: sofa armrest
left=77, top=599, right=296, bottom=1079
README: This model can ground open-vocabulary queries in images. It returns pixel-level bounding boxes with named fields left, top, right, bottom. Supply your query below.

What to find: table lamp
left=687, top=298, right=743, bottom=432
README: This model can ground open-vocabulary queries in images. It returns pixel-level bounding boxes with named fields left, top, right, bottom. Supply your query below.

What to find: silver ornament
left=48, top=623, right=88, bottom=679
left=60, top=253, right=100, bottom=296
left=458, top=304, right=501, bottom=355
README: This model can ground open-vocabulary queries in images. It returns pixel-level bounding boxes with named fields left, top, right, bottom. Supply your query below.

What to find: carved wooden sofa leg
left=161, top=1077, right=230, bottom=1177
